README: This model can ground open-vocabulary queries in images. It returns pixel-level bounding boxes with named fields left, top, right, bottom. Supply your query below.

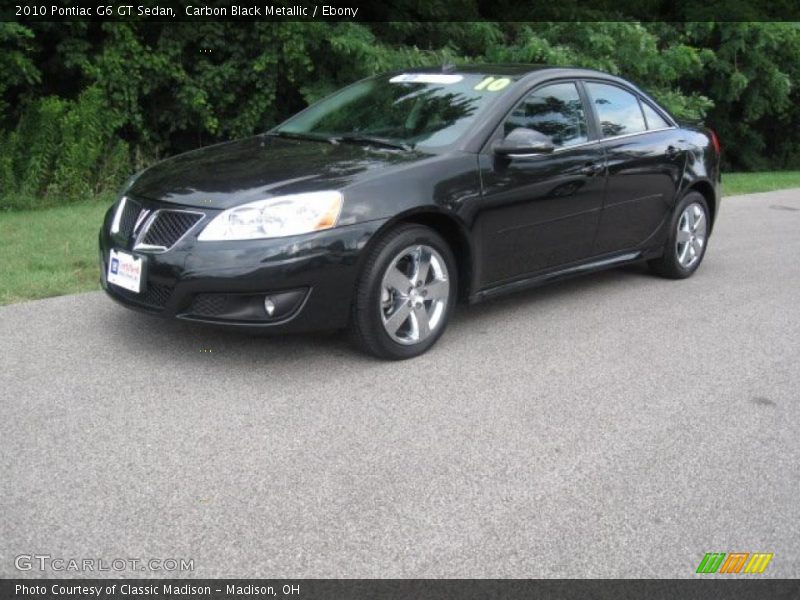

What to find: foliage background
left=1, top=20, right=799, bottom=209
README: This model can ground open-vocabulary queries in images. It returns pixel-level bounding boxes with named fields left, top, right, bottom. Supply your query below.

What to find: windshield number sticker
left=474, top=77, right=511, bottom=92
left=389, top=73, right=464, bottom=85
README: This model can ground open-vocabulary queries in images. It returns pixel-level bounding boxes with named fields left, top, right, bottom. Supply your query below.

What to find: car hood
left=127, top=135, right=430, bottom=210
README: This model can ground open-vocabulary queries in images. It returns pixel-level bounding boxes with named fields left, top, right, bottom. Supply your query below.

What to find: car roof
left=400, top=63, right=609, bottom=79
left=404, top=64, right=659, bottom=104
left=395, top=64, right=649, bottom=94
left=428, top=63, right=553, bottom=76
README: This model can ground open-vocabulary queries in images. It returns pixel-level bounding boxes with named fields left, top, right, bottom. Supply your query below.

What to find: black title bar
left=3, top=0, right=800, bottom=22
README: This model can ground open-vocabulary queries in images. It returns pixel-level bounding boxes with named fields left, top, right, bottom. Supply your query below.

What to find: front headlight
left=197, top=191, right=343, bottom=241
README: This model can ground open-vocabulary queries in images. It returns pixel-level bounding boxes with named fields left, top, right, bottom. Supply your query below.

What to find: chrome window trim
left=551, top=139, right=600, bottom=154
left=598, top=126, right=677, bottom=143
left=133, top=209, right=206, bottom=254
left=506, top=152, right=553, bottom=160
left=491, top=125, right=678, bottom=158
left=552, top=126, right=677, bottom=152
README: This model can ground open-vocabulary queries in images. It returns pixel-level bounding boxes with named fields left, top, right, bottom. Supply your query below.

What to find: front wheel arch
left=349, top=223, right=458, bottom=359
left=355, top=209, right=473, bottom=303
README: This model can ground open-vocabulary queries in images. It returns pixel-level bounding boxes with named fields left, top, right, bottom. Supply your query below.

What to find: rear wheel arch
left=649, top=190, right=710, bottom=279
left=685, top=180, right=717, bottom=232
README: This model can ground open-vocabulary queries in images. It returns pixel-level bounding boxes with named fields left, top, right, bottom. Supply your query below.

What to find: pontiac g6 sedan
left=100, top=65, right=721, bottom=359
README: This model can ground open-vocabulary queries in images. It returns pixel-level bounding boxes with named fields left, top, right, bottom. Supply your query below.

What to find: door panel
left=476, top=81, right=607, bottom=287
left=477, top=146, right=606, bottom=286
left=593, top=130, right=685, bottom=254
left=583, top=81, right=684, bottom=254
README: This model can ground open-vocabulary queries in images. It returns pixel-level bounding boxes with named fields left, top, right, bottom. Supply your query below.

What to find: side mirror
left=494, top=127, right=555, bottom=157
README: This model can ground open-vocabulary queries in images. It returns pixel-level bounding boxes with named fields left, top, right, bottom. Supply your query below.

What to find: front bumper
left=99, top=207, right=388, bottom=332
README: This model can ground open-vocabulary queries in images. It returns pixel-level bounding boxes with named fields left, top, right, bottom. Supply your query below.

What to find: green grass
left=723, top=171, right=800, bottom=196
left=0, top=198, right=111, bottom=305
left=1, top=170, right=800, bottom=307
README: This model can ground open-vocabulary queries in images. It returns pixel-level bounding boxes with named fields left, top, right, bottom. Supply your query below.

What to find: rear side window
left=503, top=82, right=588, bottom=148
left=641, top=101, right=670, bottom=130
left=585, top=82, right=646, bottom=138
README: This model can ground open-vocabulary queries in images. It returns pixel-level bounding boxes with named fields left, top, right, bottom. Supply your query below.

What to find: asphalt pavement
left=2, top=189, right=799, bottom=578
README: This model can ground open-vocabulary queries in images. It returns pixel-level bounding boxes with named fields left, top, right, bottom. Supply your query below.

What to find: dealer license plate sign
left=107, top=249, right=143, bottom=293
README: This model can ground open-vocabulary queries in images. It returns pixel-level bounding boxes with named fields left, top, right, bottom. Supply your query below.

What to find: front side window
left=585, top=82, right=647, bottom=138
left=503, top=82, right=588, bottom=148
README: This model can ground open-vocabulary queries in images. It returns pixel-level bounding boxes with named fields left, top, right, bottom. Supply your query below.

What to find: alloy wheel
left=380, top=244, right=450, bottom=345
left=676, top=202, right=707, bottom=268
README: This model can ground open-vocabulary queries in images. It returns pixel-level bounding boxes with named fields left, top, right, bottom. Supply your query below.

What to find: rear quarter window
left=641, top=101, right=670, bottom=130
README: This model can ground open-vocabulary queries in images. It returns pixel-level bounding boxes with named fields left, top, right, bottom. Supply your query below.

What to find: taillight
left=709, top=129, right=721, bottom=155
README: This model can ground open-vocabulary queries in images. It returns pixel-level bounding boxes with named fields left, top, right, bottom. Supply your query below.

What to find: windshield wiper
left=266, top=131, right=337, bottom=145
left=334, top=135, right=413, bottom=152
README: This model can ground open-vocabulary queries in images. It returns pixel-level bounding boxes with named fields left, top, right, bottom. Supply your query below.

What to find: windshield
left=275, top=72, right=518, bottom=151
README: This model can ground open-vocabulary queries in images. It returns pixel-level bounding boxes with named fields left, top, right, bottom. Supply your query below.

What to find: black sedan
left=100, top=65, right=720, bottom=359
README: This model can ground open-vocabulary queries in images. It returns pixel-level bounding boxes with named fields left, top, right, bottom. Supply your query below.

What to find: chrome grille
left=115, top=197, right=142, bottom=239
left=136, top=210, right=204, bottom=251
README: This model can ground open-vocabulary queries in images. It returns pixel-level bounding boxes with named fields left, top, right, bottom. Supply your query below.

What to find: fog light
left=264, top=297, right=276, bottom=316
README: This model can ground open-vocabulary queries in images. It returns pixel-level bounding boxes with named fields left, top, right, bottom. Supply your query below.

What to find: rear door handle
left=580, top=162, right=604, bottom=176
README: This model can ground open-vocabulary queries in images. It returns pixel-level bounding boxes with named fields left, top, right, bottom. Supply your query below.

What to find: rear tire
left=648, top=191, right=710, bottom=279
left=350, top=225, right=457, bottom=360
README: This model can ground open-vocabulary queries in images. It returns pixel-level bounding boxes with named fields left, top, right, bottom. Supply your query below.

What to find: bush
left=0, top=86, right=130, bottom=210
left=1, top=19, right=799, bottom=210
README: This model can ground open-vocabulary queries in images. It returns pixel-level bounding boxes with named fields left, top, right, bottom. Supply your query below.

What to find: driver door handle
left=580, top=162, right=605, bottom=176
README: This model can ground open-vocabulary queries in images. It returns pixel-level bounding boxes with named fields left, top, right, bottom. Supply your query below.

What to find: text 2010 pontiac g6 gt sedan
left=100, top=65, right=720, bottom=359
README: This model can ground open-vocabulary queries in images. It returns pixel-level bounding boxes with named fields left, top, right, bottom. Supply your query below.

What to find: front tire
left=350, top=225, right=457, bottom=359
left=648, top=191, right=710, bottom=279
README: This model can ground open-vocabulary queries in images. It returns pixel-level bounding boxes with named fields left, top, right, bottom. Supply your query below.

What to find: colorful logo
left=696, top=552, right=773, bottom=574
left=110, top=258, right=119, bottom=274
